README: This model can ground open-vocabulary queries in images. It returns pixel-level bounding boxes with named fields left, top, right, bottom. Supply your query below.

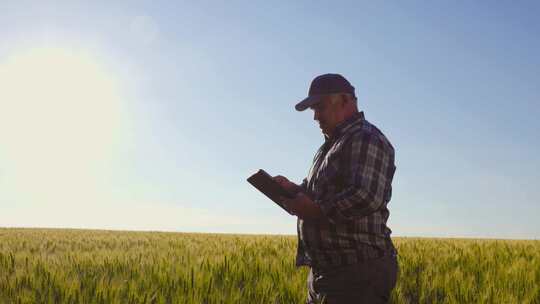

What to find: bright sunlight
left=0, top=47, right=127, bottom=207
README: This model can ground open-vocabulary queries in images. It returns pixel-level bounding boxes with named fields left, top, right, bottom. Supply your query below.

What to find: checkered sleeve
left=318, top=131, right=395, bottom=223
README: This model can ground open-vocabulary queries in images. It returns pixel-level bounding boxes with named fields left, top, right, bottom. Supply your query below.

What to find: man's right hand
left=273, top=175, right=300, bottom=193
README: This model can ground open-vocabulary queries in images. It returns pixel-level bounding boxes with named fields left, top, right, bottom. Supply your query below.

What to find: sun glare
left=0, top=47, right=127, bottom=206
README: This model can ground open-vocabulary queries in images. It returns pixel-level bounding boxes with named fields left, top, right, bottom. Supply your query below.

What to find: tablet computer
left=247, top=169, right=295, bottom=215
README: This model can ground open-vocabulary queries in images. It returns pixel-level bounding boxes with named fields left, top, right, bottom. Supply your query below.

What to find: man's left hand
left=280, top=192, right=323, bottom=220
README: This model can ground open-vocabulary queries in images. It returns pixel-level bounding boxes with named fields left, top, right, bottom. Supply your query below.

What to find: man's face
left=310, top=95, right=345, bottom=137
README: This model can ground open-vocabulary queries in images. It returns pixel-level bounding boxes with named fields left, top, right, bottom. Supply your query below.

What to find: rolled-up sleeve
left=318, top=131, right=395, bottom=223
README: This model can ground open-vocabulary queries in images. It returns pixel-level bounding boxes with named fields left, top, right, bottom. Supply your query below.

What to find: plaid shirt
left=296, top=111, right=397, bottom=269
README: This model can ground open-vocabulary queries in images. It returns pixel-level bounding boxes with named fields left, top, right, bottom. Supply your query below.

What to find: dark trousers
left=306, top=254, right=399, bottom=304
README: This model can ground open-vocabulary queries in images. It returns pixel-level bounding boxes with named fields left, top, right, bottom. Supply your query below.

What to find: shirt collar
left=325, top=111, right=365, bottom=141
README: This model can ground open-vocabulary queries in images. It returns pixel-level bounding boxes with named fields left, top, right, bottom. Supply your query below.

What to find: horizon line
left=1, top=226, right=538, bottom=241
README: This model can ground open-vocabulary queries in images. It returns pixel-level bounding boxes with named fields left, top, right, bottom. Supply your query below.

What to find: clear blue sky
left=1, top=1, right=539, bottom=239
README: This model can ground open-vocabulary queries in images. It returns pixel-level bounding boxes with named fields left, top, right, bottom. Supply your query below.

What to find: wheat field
left=0, top=228, right=538, bottom=303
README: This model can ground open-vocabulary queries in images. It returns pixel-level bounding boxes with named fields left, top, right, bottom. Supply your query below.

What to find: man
left=274, top=74, right=398, bottom=303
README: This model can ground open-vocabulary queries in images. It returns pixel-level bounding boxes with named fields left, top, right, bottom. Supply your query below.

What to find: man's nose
left=313, top=111, right=319, bottom=121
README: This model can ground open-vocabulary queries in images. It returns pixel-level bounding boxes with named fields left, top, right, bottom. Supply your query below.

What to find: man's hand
left=273, top=175, right=300, bottom=193
left=280, top=192, right=323, bottom=221
left=273, top=175, right=323, bottom=220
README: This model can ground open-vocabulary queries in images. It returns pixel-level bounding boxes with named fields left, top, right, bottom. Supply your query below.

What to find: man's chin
left=318, top=124, right=330, bottom=137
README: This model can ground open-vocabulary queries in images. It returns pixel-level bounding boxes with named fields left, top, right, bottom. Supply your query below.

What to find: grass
left=0, top=228, right=538, bottom=303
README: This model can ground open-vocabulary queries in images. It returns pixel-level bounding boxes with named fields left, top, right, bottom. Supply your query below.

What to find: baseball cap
left=295, top=73, right=356, bottom=111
